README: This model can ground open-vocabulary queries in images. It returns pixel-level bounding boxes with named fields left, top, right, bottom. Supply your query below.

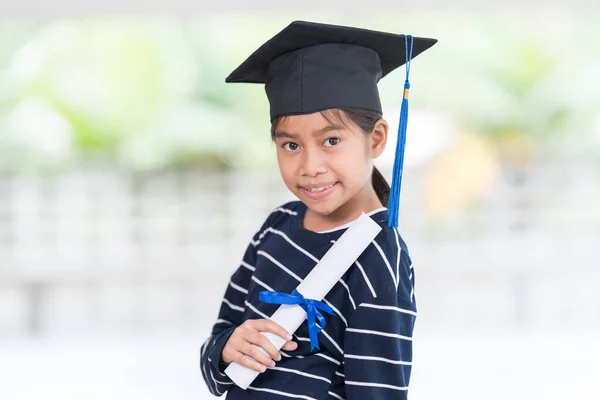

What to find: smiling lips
left=301, top=183, right=336, bottom=193
left=299, top=182, right=339, bottom=199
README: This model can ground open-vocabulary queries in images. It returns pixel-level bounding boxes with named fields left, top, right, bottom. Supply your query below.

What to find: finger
left=234, top=351, right=268, bottom=373
left=248, top=319, right=293, bottom=341
left=281, top=340, right=299, bottom=351
left=222, top=334, right=246, bottom=364
left=236, top=327, right=276, bottom=358
left=244, top=342, right=276, bottom=368
left=251, top=331, right=282, bottom=361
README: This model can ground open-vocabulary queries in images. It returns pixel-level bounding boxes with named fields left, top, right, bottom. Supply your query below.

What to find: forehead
left=277, top=112, right=334, bottom=132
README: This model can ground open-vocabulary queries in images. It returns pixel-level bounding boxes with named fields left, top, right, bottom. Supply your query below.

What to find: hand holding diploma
left=221, top=319, right=298, bottom=373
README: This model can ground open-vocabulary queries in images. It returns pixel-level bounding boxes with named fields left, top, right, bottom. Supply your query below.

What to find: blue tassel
left=387, top=35, right=414, bottom=228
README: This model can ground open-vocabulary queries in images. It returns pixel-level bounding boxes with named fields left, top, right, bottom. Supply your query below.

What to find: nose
left=300, top=148, right=327, bottom=177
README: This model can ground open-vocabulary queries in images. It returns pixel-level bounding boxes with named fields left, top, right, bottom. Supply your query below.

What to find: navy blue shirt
left=200, top=201, right=416, bottom=399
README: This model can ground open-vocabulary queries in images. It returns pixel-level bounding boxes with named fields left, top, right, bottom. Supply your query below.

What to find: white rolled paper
left=225, top=212, right=382, bottom=389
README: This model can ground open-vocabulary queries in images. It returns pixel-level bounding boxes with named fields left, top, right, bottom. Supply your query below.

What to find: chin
left=302, top=198, right=341, bottom=216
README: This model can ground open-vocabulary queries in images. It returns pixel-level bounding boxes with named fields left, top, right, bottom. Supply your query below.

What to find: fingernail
left=276, top=355, right=282, bottom=361
left=270, top=360, right=276, bottom=367
left=287, top=334, right=293, bottom=340
left=261, top=366, right=266, bottom=373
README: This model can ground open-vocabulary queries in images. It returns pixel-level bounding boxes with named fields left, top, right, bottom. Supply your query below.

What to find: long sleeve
left=199, top=242, right=257, bottom=396
left=343, top=294, right=417, bottom=400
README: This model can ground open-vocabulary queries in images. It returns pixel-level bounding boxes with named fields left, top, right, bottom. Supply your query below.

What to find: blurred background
left=1, top=2, right=599, bottom=399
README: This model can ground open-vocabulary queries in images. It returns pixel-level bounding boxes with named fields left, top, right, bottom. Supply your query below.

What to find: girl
left=200, top=21, right=436, bottom=399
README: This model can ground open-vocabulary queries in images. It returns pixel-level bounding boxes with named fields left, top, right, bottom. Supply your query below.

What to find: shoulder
left=250, top=200, right=305, bottom=241
left=270, top=200, right=305, bottom=219
left=346, top=217, right=413, bottom=304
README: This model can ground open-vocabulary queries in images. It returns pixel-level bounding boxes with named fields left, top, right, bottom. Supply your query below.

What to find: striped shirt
left=200, top=201, right=416, bottom=399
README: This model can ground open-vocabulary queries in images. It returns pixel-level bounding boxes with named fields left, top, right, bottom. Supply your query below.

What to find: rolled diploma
left=225, top=212, right=382, bottom=389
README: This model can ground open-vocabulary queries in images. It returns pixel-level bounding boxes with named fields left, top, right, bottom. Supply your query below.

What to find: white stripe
left=269, top=366, right=332, bottom=384
left=295, top=336, right=311, bottom=342
left=410, top=288, right=414, bottom=303
left=337, top=279, right=356, bottom=310
left=254, top=227, right=322, bottom=269
left=258, top=250, right=303, bottom=282
left=345, top=354, right=412, bottom=365
left=252, top=276, right=275, bottom=291
left=323, top=299, right=348, bottom=326
left=247, top=386, right=317, bottom=400
left=215, top=318, right=235, bottom=325
left=250, top=226, right=271, bottom=247
left=200, top=338, right=212, bottom=392
left=200, top=336, right=211, bottom=359
left=216, top=367, right=228, bottom=378
left=346, top=328, right=412, bottom=341
left=253, top=226, right=274, bottom=246
left=209, top=369, right=227, bottom=393
left=320, top=328, right=344, bottom=355
left=270, top=228, right=319, bottom=262
left=316, top=221, right=354, bottom=234
left=372, top=240, right=397, bottom=288
left=359, top=303, right=417, bottom=317
left=393, top=228, right=401, bottom=290
left=280, top=351, right=304, bottom=359
left=210, top=368, right=230, bottom=386
left=275, top=207, right=298, bottom=215
left=409, top=273, right=413, bottom=280
left=254, top=226, right=272, bottom=245
left=316, top=352, right=340, bottom=365
left=245, top=301, right=270, bottom=319
left=229, top=281, right=248, bottom=294
left=200, top=356, right=210, bottom=391
left=223, top=298, right=244, bottom=312
left=355, top=260, right=377, bottom=298
left=319, top=240, right=358, bottom=308
left=328, top=391, right=345, bottom=400
left=345, top=381, right=408, bottom=391
left=241, top=261, right=256, bottom=271
left=200, top=341, right=210, bottom=389
left=335, top=371, right=345, bottom=378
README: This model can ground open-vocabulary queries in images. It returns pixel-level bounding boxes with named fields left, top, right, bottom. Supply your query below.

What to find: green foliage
left=0, top=13, right=598, bottom=172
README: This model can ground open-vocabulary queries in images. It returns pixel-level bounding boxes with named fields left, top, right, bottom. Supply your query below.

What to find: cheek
left=277, top=153, right=297, bottom=183
left=331, top=146, right=371, bottom=182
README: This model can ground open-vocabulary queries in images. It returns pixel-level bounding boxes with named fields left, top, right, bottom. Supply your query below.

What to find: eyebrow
left=274, top=124, right=343, bottom=140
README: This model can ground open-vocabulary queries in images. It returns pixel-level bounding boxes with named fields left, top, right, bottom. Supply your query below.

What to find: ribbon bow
left=259, top=289, right=334, bottom=350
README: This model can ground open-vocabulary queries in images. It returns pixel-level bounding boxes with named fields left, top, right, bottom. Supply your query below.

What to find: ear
left=370, top=119, right=388, bottom=159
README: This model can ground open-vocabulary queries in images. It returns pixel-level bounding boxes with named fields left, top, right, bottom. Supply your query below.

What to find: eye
left=324, top=137, right=340, bottom=147
left=282, top=142, right=300, bottom=151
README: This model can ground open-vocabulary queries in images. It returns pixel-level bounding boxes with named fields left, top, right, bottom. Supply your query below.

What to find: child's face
left=274, top=111, right=386, bottom=216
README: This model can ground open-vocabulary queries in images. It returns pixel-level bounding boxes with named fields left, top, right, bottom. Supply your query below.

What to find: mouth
left=299, top=182, right=339, bottom=200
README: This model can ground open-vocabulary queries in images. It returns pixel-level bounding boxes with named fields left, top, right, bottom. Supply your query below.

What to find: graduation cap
left=226, top=20, right=437, bottom=227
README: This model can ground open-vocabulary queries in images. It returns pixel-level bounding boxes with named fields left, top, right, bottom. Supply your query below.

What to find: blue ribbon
left=259, top=289, right=334, bottom=350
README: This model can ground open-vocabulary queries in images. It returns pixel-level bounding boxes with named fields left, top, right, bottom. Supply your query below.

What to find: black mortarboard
left=226, top=21, right=437, bottom=227
left=226, top=20, right=436, bottom=120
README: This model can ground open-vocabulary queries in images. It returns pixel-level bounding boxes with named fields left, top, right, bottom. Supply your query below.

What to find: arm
left=199, top=242, right=256, bottom=396
left=344, top=294, right=417, bottom=400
